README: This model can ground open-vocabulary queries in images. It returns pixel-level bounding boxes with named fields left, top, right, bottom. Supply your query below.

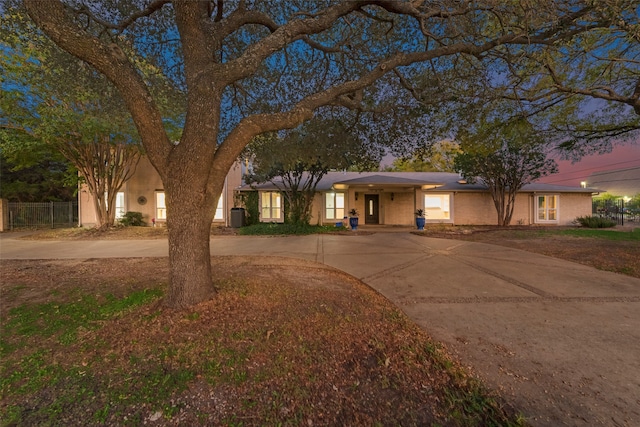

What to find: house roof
left=239, top=171, right=597, bottom=193
left=333, top=174, right=444, bottom=189
left=585, top=167, right=640, bottom=197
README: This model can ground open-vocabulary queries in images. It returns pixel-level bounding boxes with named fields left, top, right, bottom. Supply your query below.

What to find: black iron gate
left=592, top=198, right=624, bottom=226
left=8, top=201, right=78, bottom=229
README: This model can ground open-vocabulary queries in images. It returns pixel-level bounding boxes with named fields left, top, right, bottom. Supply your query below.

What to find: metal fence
left=8, top=201, right=78, bottom=230
left=592, top=198, right=628, bottom=226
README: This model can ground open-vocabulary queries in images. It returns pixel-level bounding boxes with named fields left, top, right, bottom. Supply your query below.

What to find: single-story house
left=240, top=171, right=597, bottom=226
left=79, top=158, right=596, bottom=227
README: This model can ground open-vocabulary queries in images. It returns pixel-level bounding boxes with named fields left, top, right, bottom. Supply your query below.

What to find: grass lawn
left=552, top=227, right=640, bottom=240
left=0, top=257, right=523, bottom=426
left=418, top=225, right=640, bottom=279
left=4, top=224, right=637, bottom=425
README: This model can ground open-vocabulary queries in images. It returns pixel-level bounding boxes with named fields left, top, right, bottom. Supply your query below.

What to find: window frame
left=325, top=192, right=345, bottom=221
left=213, top=194, right=224, bottom=221
left=155, top=191, right=167, bottom=221
left=114, top=192, right=125, bottom=219
left=535, top=194, right=559, bottom=223
left=260, top=191, right=283, bottom=222
left=423, top=193, right=453, bottom=222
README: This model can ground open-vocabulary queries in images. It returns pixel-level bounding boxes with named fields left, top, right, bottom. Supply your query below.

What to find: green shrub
left=238, top=223, right=337, bottom=235
left=119, top=211, right=146, bottom=227
left=573, top=215, right=616, bottom=228
left=235, top=191, right=260, bottom=226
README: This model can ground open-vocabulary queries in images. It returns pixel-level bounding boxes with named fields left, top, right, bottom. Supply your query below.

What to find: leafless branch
left=211, top=7, right=279, bottom=43
left=73, top=0, right=170, bottom=33
left=299, top=35, right=348, bottom=54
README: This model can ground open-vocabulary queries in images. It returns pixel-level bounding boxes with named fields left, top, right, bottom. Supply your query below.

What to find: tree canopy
left=246, top=118, right=379, bottom=225
left=501, top=0, right=640, bottom=155
left=387, top=139, right=462, bottom=172
left=15, top=0, right=629, bottom=307
left=455, top=118, right=558, bottom=226
left=0, top=152, right=76, bottom=202
left=1, top=8, right=146, bottom=226
left=403, top=0, right=640, bottom=157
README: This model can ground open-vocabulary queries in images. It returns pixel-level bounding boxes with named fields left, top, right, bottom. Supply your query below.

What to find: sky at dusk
left=537, top=142, right=640, bottom=187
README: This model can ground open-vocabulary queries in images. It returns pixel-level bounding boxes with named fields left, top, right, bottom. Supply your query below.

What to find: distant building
left=586, top=167, right=640, bottom=198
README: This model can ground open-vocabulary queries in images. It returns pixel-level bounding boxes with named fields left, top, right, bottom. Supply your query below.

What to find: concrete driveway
left=1, top=231, right=639, bottom=426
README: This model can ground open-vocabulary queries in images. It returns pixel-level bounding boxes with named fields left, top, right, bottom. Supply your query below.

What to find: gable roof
left=240, top=171, right=596, bottom=193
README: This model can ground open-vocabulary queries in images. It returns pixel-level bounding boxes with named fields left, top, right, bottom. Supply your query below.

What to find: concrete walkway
left=1, top=231, right=639, bottom=426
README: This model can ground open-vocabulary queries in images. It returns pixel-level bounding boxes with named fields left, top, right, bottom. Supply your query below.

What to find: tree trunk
left=164, top=185, right=217, bottom=309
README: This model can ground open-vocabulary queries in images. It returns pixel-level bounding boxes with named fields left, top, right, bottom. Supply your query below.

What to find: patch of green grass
left=238, top=222, right=339, bottom=235
left=491, top=227, right=640, bottom=242
left=443, top=384, right=525, bottom=427
left=1, top=283, right=186, bottom=425
left=1, top=288, right=163, bottom=351
left=1, top=269, right=523, bottom=426
left=0, top=287, right=164, bottom=408
left=421, top=343, right=526, bottom=427
left=553, top=228, right=640, bottom=241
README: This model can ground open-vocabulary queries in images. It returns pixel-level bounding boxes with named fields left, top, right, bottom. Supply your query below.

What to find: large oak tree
left=20, top=0, right=614, bottom=308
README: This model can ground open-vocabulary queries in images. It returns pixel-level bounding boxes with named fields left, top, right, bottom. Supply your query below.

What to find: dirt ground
left=3, top=226, right=639, bottom=425
left=417, top=226, right=640, bottom=279
left=0, top=257, right=517, bottom=426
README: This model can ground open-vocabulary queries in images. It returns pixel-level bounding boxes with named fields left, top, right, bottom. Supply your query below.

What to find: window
left=156, top=192, right=223, bottom=222
left=214, top=195, right=224, bottom=221
left=261, top=192, right=282, bottom=221
left=424, top=194, right=451, bottom=220
left=536, top=195, right=558, bottom=222
left=325, top=192, right=345, bottom=220
left=115, top=192, right=125, bottom=219
left=105, top=192, right=126, bottom=218
left=156, top=192, right=167, bottom=220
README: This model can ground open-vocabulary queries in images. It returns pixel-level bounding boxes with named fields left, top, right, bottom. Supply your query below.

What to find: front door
left=364, top=194, right=379, bottom=224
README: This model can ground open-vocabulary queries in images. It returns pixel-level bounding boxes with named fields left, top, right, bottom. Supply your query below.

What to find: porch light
left=391, top=192, right=394, bottom=201
left=355, top=192, right=359, bottom=200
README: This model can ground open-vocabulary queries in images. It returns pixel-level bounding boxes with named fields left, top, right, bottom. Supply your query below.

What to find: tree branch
left=24, top=0, right=172, bottom=174
left=211, top=7, right=279, bottom=42
left=217, top=1, right=363, bottom=86
left=73, top=0, right=171, bottom=33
